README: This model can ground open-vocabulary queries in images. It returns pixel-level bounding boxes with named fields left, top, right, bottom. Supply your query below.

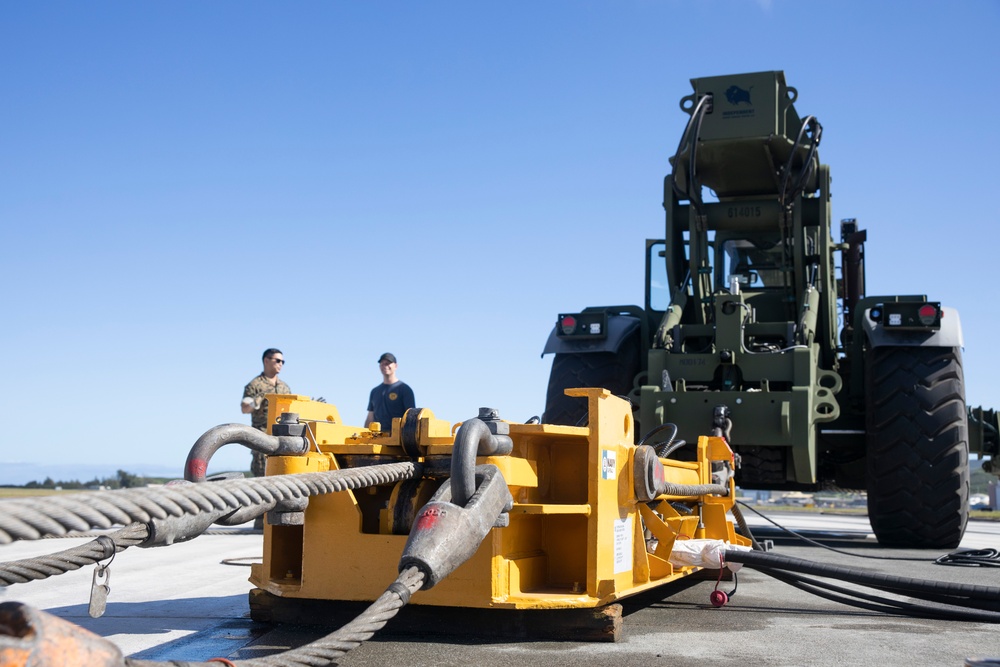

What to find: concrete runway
left=3, top=513, right=999, bottom=666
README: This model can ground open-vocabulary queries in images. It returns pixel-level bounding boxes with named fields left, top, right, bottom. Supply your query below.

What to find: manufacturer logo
left=389, top=392, right=398, bottom=401
left=602, top=449, right=616, bottom=480
left=725, top=85, right=753, bottom=106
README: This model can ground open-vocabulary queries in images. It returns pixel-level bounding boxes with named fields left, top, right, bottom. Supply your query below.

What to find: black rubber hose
left=754, top=566, right=1000, bottom=623
left=790, top=117, right=822, bottom=196
left=729, top=503, right=764, bottom=551
left=735, top=501, right=928, bottom=562
left=936, top=548, right=1000, bottom=568
left=637, top=423, right=679, bottom=456
left=765, top=566, right=1000, bottom=615
left=725, top=549, right=1000, bottom=602
left=671, top=93, right=712, bottom=206
left=659, top=481, right=729, bottom=497
left=687, top=96, right=710, bottom=213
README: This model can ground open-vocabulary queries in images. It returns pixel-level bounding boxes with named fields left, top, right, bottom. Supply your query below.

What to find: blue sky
left=1, top=1, right=998, bottom=480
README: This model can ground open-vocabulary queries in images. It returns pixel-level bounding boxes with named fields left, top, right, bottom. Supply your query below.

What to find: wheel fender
left=862, top=306, right=963, bottom=349
left=540, top=314, right=641, bottom=357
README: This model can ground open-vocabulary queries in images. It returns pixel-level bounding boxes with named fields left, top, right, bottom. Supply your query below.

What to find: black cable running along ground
left=736, top=501, right=930, bottom=562
left=936, top=548, right=1000, bottom=568
left=726, top=549, right=1000, bottom=602
left=724, top=549, right=1000, bottom=623
left=753, top=566, right=1000, bottom=624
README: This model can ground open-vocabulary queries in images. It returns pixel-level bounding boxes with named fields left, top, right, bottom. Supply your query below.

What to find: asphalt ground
left=3, top=513, right=999, bottom=667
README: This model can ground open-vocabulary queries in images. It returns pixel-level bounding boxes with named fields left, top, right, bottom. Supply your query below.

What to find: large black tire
left=542, top=336, right=641, bottom=426
left=734, top=446, right=786, bottom=488
left=865, top=346, right=969, bottom=548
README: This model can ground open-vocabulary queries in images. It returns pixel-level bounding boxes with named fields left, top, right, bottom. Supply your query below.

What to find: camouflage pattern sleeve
left=243, top=375, right=292, bottom=431
left=242, top=381, right=258, bottom=402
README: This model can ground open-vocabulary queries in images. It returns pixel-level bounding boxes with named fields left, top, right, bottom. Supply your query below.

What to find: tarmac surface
left=3, top=512, right=999, bottom=667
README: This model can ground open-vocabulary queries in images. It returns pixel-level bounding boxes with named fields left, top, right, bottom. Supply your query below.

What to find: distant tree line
left=22, top=470, right=158, bottom=490
left=971, top=466, right=995, bottom=495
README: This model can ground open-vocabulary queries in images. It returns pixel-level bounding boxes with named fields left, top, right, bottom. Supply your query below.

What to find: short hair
left=262, top=348, right=283, bottom=362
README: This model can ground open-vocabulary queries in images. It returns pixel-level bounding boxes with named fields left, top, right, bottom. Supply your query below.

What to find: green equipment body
left=542, top=71, right=998, bottom=549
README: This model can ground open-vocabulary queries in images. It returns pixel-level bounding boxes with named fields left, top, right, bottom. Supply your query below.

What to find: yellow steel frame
left=250, top=388, right=750, bottom=610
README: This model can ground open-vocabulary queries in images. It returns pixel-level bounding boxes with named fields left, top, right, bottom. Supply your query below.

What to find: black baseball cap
left=378, top=352, right=397, bottom=364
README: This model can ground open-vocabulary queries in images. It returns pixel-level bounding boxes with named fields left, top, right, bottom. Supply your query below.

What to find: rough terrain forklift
left=542, top=71, right=998, bottom=549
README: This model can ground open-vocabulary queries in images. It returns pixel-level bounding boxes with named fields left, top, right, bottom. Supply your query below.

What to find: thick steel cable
left=124, top=566, right=427, bottom=667
left=0, top=523, right=148, bottom=586
left=0, top=462, right=420, bottom=544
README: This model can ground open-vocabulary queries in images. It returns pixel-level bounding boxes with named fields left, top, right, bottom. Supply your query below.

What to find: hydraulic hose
left=671, top=93, right=712, bottom=213
left=637, top=423, right=683, bottom=458
left=729, top=503, right=764, bottom=551
left=735, top=501, right=928, bottom=562
left=660, top=482, right=729, bottom=497
left=779, top=114, right=822, bottom=207
left=724, top=549, right=1000, bottom=603
left=724, top=548, right=1000, bottom=623
left=184, top=423, right=309, bottom=483
left=633, top=445, right=729, bottom=502
left=937, top=548, right=1000, bottom=568
left=754, top=566, right=1000, bottom=623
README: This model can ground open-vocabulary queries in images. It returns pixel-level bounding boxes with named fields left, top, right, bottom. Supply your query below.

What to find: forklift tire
left=542, top=335, right=641, bottom=427
left=735, top=446, right=786, bottom=488
left=865, top=346, right=969, bottom=549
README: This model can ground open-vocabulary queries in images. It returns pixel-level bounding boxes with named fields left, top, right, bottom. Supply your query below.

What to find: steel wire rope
left=0, top=462, right=421, bottom=544
left=0, top=523, right=148, bottom=586
left=123, top=566, right=428, bottom=667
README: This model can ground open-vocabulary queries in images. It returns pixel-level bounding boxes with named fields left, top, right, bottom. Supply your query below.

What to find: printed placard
left=613, top=516, right=633, bottom=574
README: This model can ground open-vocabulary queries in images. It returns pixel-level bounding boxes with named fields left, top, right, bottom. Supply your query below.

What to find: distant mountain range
left=0, top=462, right=192, bottom=486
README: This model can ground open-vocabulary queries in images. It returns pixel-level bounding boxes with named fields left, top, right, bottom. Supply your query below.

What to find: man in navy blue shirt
left=364, top=352, right=415, bottom=432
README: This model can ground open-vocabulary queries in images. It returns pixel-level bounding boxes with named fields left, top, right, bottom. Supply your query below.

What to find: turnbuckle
left=398, top=463, right=512, bottom=589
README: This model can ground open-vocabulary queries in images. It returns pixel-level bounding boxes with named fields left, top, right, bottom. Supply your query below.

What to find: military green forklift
left=542, top=71, right=998, bottom=549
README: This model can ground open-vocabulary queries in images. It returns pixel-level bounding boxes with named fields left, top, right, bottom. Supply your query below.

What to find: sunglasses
left=269, top=358, right=285, bottom=364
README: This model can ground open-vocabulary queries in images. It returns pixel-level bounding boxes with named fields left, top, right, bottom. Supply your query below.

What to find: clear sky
left=2, top=1, right=998, bottom=480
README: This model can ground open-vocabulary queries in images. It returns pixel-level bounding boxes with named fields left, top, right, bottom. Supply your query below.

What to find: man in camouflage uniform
left=241, top=348, right=291, bottom=479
